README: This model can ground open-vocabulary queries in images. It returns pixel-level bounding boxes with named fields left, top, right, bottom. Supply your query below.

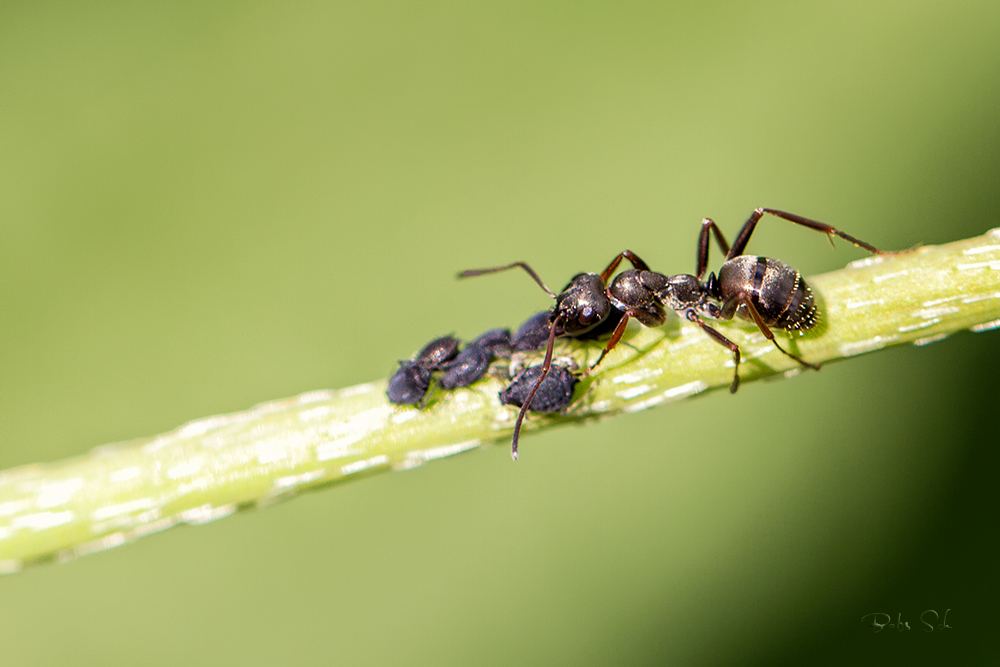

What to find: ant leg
left=696, top=218, right=731, bottom=279
left=727, top=208, right=885, bottom=260
left=590, top=311, right=632, bottom=370
left=600, top=250, right=651, bottom=282
left=738, top=295, right=821, bottom=371
left=509, top=314, right=562, bottom=460
left=686, top=311, right=742, bottom=393
left=458, top=262, right=556, bottom=297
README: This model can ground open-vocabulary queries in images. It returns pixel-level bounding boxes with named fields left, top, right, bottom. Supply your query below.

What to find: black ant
left=460, top=208, right=886, bottom=459
left=599, top=208, right=886, bottom=391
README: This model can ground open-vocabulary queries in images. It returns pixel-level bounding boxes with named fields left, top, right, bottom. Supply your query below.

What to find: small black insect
left=386, top=363, right=433, bottom=405
left=646, top=208, right=885, bottom=392
left=414, top=335, right=461, bottom=368
left=438, top=328, right=512, bottom=390
left=511, top=311, right=553, bottom=351
left=438, top=346, right=490, bottom=390
left=461, top=208, right=887, bottom=457
left=500, top=364, right=578, bottom=415
left=386, top=335, right=460, bottom=405
left=468, top=328, right=513, bottom=358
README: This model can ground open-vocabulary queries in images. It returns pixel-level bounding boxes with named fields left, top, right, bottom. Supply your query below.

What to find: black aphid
left=500, top=364, right=577, bottom=414
left=387, top=334, right=460, bottom=405
left=469, top=328, right=513, bottom=358
left=438, top=345, right=490, bottom=390
left=414, top=335, right=461, bottom=368
left=511, top=311, right=553, bottom=351
left=386, top=363, right=433, bottom=405
left=439, top=328, right=511, bottom=390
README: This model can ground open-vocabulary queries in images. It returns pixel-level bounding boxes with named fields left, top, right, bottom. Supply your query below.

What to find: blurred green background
left=1, top=1, right=997, bottom=664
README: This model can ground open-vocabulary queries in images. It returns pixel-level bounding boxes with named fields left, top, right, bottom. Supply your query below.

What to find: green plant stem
left=2, top=230, right=1000, bottom=572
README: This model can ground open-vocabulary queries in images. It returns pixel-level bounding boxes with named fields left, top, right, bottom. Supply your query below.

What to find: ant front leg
left=686, top=311, right=742, bottom=393
left=590, top=311, right=632, bottom=370
left=736, top=295, right=821, bottom=371
left=457, top=261, right=556, bottom=297
left=696, top=218, right=731, bottom=280
left=727, top=208, right=885, bottom=259
left=600, top=250, right=651, bottom=282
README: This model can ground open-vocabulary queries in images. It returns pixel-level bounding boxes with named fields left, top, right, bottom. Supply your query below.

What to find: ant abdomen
left=715, top=256, right=818, bottom=332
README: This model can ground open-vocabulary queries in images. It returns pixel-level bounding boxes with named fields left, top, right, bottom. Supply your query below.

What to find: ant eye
left=581, top=306, right=594, bottom=319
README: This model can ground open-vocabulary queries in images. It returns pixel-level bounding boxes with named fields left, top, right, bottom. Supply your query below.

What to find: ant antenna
left=458, top=262, right=557, bottom=298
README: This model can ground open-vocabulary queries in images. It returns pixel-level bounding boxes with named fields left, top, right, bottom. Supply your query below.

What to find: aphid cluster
left=387, top=330, right=513, bottom=406
left=389, top=208, right=887, bottom=459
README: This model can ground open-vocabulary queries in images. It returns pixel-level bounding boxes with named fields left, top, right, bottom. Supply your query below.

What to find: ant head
left=553, top=272, right=611, bottom=336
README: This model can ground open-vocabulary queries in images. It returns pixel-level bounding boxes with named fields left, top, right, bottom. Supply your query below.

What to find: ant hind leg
left=727, top=208, right=885, bottom=259
left=696, top=218, right=731, bottom=279
left=739, top=296, right=820, bottom=371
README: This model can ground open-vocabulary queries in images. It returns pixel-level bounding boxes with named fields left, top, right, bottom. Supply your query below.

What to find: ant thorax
left=656, top=274, right=716, bottom=317
left=605, top=270, right=668, bottom=327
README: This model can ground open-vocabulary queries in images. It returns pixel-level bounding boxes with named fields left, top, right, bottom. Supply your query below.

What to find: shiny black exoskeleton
left=387, top=335, right=460, bottom=405
left=596, top=208, right=885, bottom=392
left=460, top=208, right=886, bottom=457
left=439, top=328, right=512, bottom=390
left=499, top=364, right=578, bottom=414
